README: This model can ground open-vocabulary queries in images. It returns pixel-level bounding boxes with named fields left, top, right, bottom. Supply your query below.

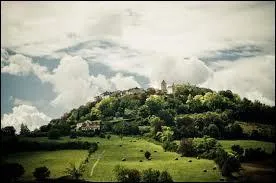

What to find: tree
left=64, top=163, right=85, bottom=180
left=206, top=124, right=220, bottom=138
left=48, top=129, right=61, bottom=140
left=149, top=116, right=163, bottom=135
left=159, top=170, right=173, bottom=182
left=20, top=123, right=30, bottom=136
left=138, top=105, right=150, bottom=118
left=145, top=95, right=165, bottom=115
left=231, top=145, right=244, bottom=157
left=1, top=126, right=16, bottom=136
left=1, top=163, right=25, bottom=182
left=33, top=166, right=50, bottom=180
left=141, top=168, right=160, bottom=182
left=158, top=109, right=174, bottom=126
left=177, top=138, right=194, bottom=156
left=221, top=156, right=241, bottom=176
left=144, top=151, right=151, bottom=160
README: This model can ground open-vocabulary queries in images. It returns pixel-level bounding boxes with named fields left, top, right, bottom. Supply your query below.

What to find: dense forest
left=19, top=83, right=274, bottom=141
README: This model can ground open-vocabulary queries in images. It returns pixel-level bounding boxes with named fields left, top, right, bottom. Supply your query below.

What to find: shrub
left=177, top=138, right=194, bottom=156
left=88, top=143, right=98, bottom=155
left=1, top=163, right=25, bottom=182
left=70, top=132, right=77, bottom=139
left=64, top=163, right=85, bottom=180
left=33, top=166, right=50, bottom=180
left=221, top=156, right=241, bottom=176
left=145, top=151, right=151, bottom=160
left=113, top=165, right=141, bottom=182
left=243, top=147, right=270, bottom=161
left=141, top=168, right=160, bottom=182
left=99, top=133, right=106, bottom=138
left=159, top=170, right=173, bottom=182
left=48, top=129, right=61, bottom=140
left=162, top=141, right=178, bottom=152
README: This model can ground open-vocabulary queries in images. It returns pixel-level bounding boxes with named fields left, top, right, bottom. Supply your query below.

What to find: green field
left=4, top=150, right=88, bottom=180
left=5, top=136, right=223, bottom=182
left=218, top=140, right=275, bottom=153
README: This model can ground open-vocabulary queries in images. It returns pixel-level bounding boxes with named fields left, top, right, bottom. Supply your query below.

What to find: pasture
left=5, top=135, right=222, bottom=182
left=218, top=140, right=275, bottom=153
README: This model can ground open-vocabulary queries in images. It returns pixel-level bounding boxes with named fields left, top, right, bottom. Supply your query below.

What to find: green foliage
left=231, top=145, right=244, bottom=157
left=145, top=95, right=165, bottom=115
left=64, top=163, right=85, bottom=180
left=113, top=165, right=141, bottom=182
left=1, top=126, right=16, bottom=136
left=221, top=156, right=241, bottom=176
left=96, top=97, right=118, bottom=117
left=144, top=151, right=151, bottom=160
left=88, top=143, right=98, bottom=155
left=149, top=116, right=163, bottom=135
left=32, top=166, right=50, bottom=180
left=162, top=141, right=178, bottom=152
left=141, top=168, right=160, bottom=182
left=138, top=105, right=150, bottom=118
left=159, top=170, right=173, bottom=182
left=48, top=129, right=61, bottom=140
left=20, top=123, right=31, bottom=136
left=177, top=138, right=194, bottom=156
left=112, top=121, right=139, bottom=135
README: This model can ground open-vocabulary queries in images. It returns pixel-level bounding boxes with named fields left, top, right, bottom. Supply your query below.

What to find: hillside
left=42, top=83, right=274, bottom=141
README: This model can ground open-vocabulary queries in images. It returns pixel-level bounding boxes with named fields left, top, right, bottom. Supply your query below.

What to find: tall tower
left=161, top=80, right=167, bottom=93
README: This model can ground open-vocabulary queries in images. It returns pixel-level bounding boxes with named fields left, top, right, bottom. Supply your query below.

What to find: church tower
left=161, top=80, right=167, bottom=93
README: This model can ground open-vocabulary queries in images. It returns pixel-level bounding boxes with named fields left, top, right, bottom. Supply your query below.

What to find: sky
left=1, top=1, right=275, bottom=132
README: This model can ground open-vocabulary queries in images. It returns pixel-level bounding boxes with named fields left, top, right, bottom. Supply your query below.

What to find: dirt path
left=90, top=150, right=105, bottom=177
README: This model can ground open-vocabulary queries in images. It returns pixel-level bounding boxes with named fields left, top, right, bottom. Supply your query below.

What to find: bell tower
left=161, top=80, right=167, bottom=93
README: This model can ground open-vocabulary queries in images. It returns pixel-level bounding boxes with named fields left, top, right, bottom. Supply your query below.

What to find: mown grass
left=218, top=140, right=275, bottom=153
left=4, top=150, right=88, bottom=180
left=5, top=135, right=223, bottom=182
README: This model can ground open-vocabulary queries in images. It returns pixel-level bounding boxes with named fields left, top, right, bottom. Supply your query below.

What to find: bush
left=70, top=132, right=77, bottom=139
left=177, top=138, right=194, bottom=156
left=141, top=168, right=160, bottom=182
left=113, top=165, right=141, bottom=182
left=162, top=141, right=178, bottom=152
left=88, top=143, right=98, bottom=155
left=48, top=129, right=61, bottom=140
left=243, top=147, right=270, bottom=161
left=221, top=156, right=241, bottom=176
left=64, top=163, right=85, bottom=180
left=1, top=163, right=25, bottom=182
left=159, top=170, right=173, bottom=182
left=33, top=166, right=50, bottom=180
left=145, top=151, right=151, bottom=160
left=99, top=133, right=106, bottom=138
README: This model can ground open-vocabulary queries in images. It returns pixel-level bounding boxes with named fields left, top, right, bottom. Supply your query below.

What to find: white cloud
left=110, top=73, right=140, bottom=90
left=1, top=104, right=51, bottom=133
left=1, top=53, right=50, bottom=81
left=200, top=55, right=275, bottom=106
left=1, top=2, right=274, bottom=57
left=9, top=96, right=33, bottom=106
left=46, top=55, right=140, bottom=113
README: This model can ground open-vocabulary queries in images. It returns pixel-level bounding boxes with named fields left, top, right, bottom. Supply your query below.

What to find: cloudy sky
left=1, top=1, right=275, bottom=132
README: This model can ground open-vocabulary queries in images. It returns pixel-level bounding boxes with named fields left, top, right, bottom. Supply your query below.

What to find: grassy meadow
left=5, top=135, right=223, bottom=182
left=218, top=140, right=275, bottom=153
